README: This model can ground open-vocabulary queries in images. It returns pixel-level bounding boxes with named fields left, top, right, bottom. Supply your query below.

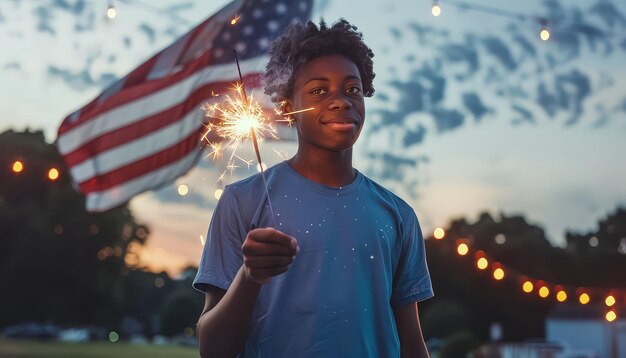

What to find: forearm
left=197, top=266, right=261, bottom=357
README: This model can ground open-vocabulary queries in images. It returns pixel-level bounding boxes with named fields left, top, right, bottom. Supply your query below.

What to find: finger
left=250, top=228, right=297, bottom=249
left=242, top=241, right=295, bottom=257
left=244, top=255, right=294, bottom=268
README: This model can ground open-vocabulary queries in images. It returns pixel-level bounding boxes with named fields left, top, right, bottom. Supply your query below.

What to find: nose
left=327, top=93, right=352, bottom=111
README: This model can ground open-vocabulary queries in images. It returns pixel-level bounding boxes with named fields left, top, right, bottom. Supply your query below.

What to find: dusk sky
left=1, top=0, right=625, bottom=276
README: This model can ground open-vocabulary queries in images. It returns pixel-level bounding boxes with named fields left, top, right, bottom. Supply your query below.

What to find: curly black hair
left=263, top=19, right=375, bottom=104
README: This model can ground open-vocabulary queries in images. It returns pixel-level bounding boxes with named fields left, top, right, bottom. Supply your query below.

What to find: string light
left=432, top=226, right=624, bottom=320
left=606, top=310, right=617, bottom=322
left=48, top=168, right=59, bottom=181
left=555, top=285, right=567, bottom=302
left=433, top=0, right=624, bottom=44
left=605, top=295, right=616, bottom=307
left=493, top=266, right=505, bottom=281
left=522, top=281, right=534, bottom=293
left=579, top=292, right=590, bottom=305
left=177, top=184, right=189, bottom=196
left=12, top=160, right=24, bottom=173
left=106, top=3, right=117, bottom=19
left=457, top=242, right=469, bottom=256
left=431, top=1, right=442, bottom=17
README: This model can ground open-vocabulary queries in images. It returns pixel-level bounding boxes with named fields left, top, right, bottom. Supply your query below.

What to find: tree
left=0, top=129, right=149, bottom=328
left=421, top=207, right=626, bottom=354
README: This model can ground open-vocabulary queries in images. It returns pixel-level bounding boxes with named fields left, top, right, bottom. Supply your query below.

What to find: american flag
left=56, top=0, right=312, bottom=212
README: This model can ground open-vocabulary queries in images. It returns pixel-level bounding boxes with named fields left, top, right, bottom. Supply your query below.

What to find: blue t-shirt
left=193, top=161, right=433, bottom=357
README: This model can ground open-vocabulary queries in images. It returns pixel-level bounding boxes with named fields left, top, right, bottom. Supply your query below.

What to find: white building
left=546, top=304, right=626, bottom=358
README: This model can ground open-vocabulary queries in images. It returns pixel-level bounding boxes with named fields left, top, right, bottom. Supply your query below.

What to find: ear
left=281, top=98, right=294, bottom=115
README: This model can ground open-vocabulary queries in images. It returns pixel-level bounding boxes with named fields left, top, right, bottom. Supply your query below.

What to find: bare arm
left=196, top=228, right=298, bottom=357
left=393, top=302, right=430, bottom=358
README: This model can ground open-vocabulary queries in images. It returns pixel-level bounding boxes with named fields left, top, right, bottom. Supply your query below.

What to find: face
left=286, top=54, right=366, bottom=154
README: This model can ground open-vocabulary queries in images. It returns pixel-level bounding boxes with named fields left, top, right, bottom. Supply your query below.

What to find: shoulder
left=360, top=173, right=417, bottom=219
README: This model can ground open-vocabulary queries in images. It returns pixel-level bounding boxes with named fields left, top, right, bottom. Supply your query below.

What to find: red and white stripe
left=56, top=1, right=278, bottom=211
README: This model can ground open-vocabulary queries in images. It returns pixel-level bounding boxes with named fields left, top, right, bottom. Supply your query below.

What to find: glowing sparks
left=273, top=148, right=289, bottom=160
left=201, top=84, right=278, bottom=172
left=274, top=101, right=314, bottom=126
left=230, top=14, right=240, bottom=25
left=281, top=107, right=315, bottom=116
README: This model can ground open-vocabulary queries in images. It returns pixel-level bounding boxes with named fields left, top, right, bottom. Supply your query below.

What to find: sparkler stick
left=233, top=49, right=277, bottom=227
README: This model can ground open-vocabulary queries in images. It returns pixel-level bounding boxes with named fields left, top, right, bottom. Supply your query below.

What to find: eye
left=310, top=88, right=327, bottom=95
left=346, top=85, right=362, bottom=94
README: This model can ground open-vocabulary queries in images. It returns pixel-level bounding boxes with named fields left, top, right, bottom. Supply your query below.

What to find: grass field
left=0, top=338, right=198, bottom=358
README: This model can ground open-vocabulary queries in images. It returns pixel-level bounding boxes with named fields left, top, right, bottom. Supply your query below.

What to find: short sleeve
left=390, top=211, right=434, bottom=306
left=193, top=185, right=249, bottom=292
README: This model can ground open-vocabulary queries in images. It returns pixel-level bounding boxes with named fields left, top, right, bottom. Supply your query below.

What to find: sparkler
left=201, top=50, right=281, bottom=226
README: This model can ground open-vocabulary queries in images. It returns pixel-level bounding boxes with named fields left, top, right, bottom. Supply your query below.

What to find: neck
left=288, top=148, right=355, bottom=188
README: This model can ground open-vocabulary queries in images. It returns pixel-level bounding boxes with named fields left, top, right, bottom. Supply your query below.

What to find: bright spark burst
left=273, top=100, right=314, bottom=126
left=202, top=84, right=278, bottom=178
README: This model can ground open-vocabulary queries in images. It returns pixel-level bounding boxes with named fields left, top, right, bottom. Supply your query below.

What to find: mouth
left=322, top=118, right=359, bottom=131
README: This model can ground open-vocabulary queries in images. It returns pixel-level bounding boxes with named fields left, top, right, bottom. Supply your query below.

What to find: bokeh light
left=539, top=286, right=550, bottom=298
left=177, top=184, right=189, bottom=196
left=433, top=227, right=445, bottom=240
left=48, top=168, right=59, bottom=181
left=457, top=243, right=469, bottom=256
left=154, top=277, right=165, bottom=288
left=605, top=295, right=616, bottom=307
left=579, top=293, right=590, bottom=305
left=540, top=28, right=550, bottom=41
left=108, top=331, right=119, bottom=342
left=432, top=3, right=441, bottom=16
left=606, top=310, right=617, bottom=322
left=493, top=267, right=505, bottom=280
left=106, top=5, right=117, bottom=19
left=477, top=257, right=488, bottom=270
left=12, top=161, right=23, bottom=173
left=184, top=327, right=195, bottom=337
left=214, top=188, right=223, bottom=200
left=556, top=290, right=567, bottom=302
left=522, top=281, right=534, bottom=293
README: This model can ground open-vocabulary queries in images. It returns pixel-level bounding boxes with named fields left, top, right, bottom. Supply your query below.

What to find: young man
left=194, top=19, right=433, bottom=357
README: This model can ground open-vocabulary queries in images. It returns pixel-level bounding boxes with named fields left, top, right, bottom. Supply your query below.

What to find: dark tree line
left=420, top=208, right=626, bottom=356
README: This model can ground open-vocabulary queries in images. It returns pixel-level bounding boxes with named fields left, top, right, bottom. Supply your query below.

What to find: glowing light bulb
left=48, top=168, right=59, bottom=181
left=477, top=257, right=488, bottom=270
left=605, top=295, right=616, bottom=307
left=579, top=293, right=590, bottom=305
left=177, top=184, right=189, bottom=196
left=606, top=310, right=617, bottom=322
left=432, top=3, right=442, bottom=16
left=493, top=268, right=505, bottom=280
left=522, top=281, right=534, bottom=293
left=106, top=4, right=117, bottom=19
left=12, top=160, right=24, bottom=173
left=457, top=243, right=469, bottom=256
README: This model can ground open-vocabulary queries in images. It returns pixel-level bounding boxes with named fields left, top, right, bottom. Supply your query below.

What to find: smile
left=323, top=122, right=358, bottom=131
